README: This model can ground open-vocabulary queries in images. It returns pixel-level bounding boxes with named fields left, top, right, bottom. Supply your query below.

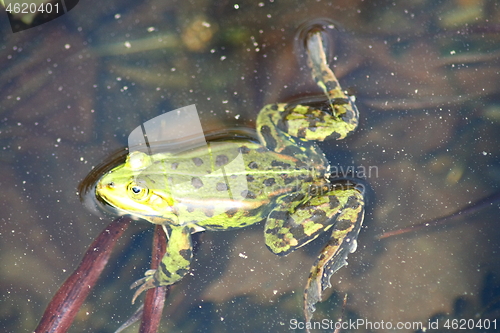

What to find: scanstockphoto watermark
left=330, top=165, right=378, bottom=179
left=289, top=318, right=424, bottom=331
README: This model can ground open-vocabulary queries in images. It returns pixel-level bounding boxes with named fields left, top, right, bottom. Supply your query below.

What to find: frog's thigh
left=154, top=225, right=193, bottom=286
left=264, top=191, right=341, bottom=256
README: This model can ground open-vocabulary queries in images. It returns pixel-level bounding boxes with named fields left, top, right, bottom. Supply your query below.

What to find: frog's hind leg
left=263, top=181, right=364, bottom=320
left=303, top=182, right=365, bottom=323
left=264, top=181, right=364, bottom=257
left=131, top=225, right=193, bottom=303
left=256, top=29, right=358, bottom=149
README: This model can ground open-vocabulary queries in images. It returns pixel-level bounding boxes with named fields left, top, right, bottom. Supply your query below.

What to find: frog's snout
left=96, top=181, right=115, bottom=197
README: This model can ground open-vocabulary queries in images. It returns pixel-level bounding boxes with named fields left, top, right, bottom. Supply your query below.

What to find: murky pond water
left=2, top=1, right=500, bottom=332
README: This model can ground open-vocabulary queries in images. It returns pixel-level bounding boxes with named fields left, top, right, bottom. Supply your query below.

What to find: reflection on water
left=1, top=0, right=500, bottom=332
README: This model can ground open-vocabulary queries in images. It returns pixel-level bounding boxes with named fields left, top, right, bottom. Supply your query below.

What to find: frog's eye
left=127, top=182, right=149, bottom=201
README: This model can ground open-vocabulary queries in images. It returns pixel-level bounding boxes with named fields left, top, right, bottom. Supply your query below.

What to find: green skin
left=96, top=31, right=364, bottom=322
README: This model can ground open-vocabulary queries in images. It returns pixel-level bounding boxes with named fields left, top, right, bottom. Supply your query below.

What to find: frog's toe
left=130, top=269, right=156, bottom=289
left=130, top=270, right=157, bottom=304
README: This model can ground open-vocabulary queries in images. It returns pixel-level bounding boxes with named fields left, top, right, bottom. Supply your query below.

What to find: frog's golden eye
left=127, top=182, right=149, bottom=201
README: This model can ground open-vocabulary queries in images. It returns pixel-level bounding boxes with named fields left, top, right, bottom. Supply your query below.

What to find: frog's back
left=135, top=140, right=323, bottom=229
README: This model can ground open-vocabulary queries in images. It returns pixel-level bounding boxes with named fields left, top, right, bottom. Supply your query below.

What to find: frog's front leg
left=131, top=225, right=193, bottom=303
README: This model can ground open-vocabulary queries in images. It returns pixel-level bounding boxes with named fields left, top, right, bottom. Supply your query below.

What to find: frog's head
left=96, top=151, right=177, bottom=224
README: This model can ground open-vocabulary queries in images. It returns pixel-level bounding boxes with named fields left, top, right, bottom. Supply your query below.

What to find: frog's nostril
left=107, top=182, right=115, bottom=188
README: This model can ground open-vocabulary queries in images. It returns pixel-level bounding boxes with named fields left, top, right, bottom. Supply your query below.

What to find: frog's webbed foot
left=303, top=184, right=365, bottom=322
left=303, top=234, right=359, bottom=322
left=130, top=269, right=157, bottom=304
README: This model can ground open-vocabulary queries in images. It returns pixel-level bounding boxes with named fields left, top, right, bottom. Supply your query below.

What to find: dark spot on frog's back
left=246, top=175, right=255, bottom=182
left=171, top=162, right=179, bottom=170
left=215, top=155, right=229, bottom=167
left=271, top=160, right=291, bottom=169
left=191, top=177, right=203, bottom=189
left=280, top=145, right=303, bottom=157
left=263, top=178, right=276, bottom=186
left=203, top=207, right=215, bottom=217
left=298, top=174, right=313, bottom=183
left=256, top=146, right=268, bottom=153
left=192, top=157, right=203, bottom=166
left=239, top=146, right=251, bottom=154
left=243, top=190, right=256, bottom=199
left=295, top=160, right=309, bottom=169
left=225, top=208, right=238, bottom=218
left=248, top=161, right=259, bottom=169
left=216, top=182, right=228, bottom=191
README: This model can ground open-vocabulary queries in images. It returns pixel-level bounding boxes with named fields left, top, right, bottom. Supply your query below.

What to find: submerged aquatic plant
left=35, top=217, right=169, bottom=333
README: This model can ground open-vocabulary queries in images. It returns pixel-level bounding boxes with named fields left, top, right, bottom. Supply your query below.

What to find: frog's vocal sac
left=94, top=25, right=364, bottom=323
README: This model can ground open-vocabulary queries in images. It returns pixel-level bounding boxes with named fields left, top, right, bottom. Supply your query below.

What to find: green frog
left=95, top=27, right=365, bottom=322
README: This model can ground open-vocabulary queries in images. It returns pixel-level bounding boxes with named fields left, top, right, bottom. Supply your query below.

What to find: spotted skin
left=302, top=183, right=365, bottom=323
left=95, top=29, right=364, bottom=322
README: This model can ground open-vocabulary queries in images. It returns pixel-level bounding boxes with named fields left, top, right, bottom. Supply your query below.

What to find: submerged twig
left=139, top=225, right=168, bottom=333
left=115, top=225, right=169, bottom=333
left=377, top=192, right=500, bottom=239
left=35, top=216, right=132, bottom=333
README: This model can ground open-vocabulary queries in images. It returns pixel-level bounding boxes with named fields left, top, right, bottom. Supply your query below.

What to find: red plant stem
left=139, top=225, right=168, bottom=333
left=35, top=216, right=132, bottom=333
